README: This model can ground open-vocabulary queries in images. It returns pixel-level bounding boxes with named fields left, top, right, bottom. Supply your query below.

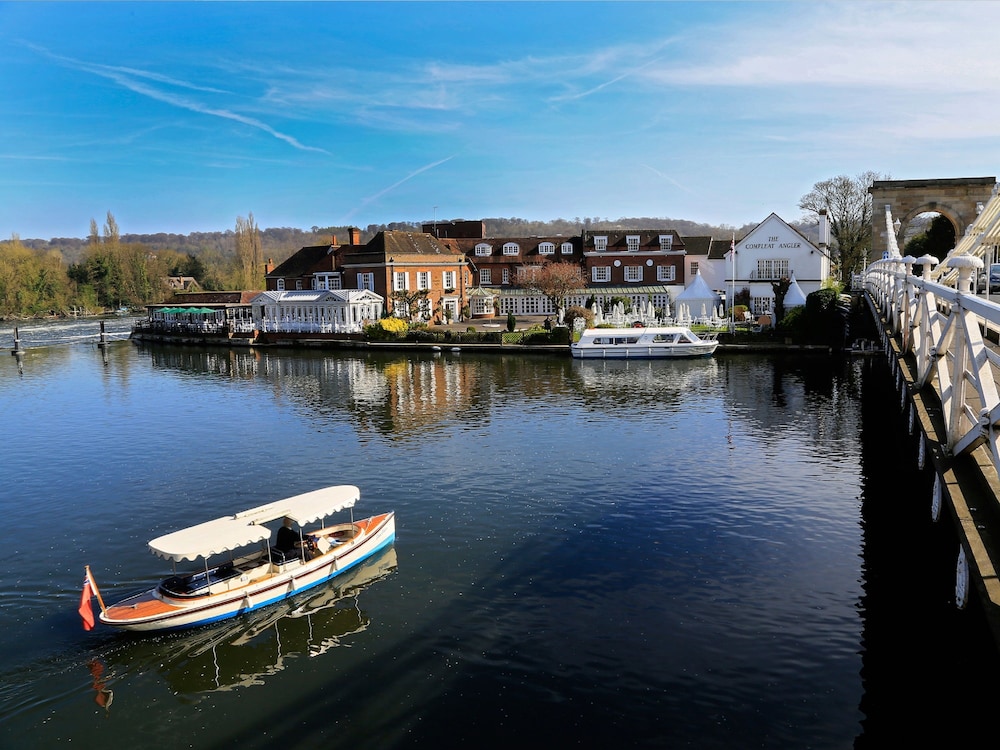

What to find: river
left=0, top=319, right=997, bottom=748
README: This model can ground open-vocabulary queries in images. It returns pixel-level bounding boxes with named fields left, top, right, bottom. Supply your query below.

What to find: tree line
left=3, top=184, right=906, bottom=319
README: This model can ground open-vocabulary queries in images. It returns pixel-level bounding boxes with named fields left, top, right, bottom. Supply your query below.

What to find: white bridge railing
left=865, top=254, right=1000, bottom=471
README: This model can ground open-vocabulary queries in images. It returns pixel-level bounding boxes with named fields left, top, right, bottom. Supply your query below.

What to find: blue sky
left=2, top=1, right=998, bottom=240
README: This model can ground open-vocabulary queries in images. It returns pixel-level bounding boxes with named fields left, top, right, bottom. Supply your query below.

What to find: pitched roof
left=268, top=245, right=335, bottom=278
left=164, top=291, right=258, bottom=305
left=370, top=230, right=464, bottom=258
left=707, top=238, right=735, bottom=261
left=681, top=236, right=712, bottom=256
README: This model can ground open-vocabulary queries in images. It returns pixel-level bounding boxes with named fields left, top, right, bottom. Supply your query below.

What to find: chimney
left=264, top=258, right=274, bottom=275
left=349, top=227, right=361, bottom=245
left=818, top=210, right=830, bottom=248
left=331, top=234, right=337, bottom=246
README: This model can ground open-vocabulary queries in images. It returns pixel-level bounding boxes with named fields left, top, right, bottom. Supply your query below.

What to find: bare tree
left=392, top=288, right=430, bottom=321
left=799, top=171, right=886, bottom=285
left=523, top=261, right=586, bottom=317
left=234, top=213, right=264, bottom=290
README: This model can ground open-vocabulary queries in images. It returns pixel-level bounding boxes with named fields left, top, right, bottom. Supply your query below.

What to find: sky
left=2, top=1, right=999, bottom=241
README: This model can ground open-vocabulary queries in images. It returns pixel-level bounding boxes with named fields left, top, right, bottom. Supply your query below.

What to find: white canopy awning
left=234, top=485, right=359, bottom=526
left=148, top=517, right=272, bottom=562
left=147, top=485, right=360, bottom=562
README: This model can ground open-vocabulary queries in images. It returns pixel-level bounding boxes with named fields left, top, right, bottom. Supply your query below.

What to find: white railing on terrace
left=864, top=254, right=1000, bottom=473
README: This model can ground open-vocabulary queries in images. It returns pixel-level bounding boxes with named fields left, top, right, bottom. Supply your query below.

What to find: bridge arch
left=869, top=177, right=996, bottom=261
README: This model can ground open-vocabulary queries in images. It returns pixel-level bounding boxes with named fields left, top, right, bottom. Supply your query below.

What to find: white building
left=251, top=289, right=384, bottom=334
left=716, top=213, right=830, bottom=315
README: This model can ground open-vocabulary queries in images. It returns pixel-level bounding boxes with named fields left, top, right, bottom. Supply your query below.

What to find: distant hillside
left=19, top=215, right=820, bottom=264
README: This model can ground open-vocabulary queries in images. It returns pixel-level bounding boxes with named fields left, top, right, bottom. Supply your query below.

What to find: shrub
left=563, top=305, right=594, bottom=330
left=366, top=317, right=409, bottom=339
left=379, top=317, right=408, bottom=335
left=506, top=312, right=517, bottom=332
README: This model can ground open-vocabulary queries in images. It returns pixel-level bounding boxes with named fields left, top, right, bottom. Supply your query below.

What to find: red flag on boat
left=79, top=569, right=96, bottom=631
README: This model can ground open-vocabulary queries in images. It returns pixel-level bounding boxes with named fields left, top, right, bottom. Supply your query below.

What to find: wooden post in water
left=97, top=321, right=107, bottom=349
left=11, top=326, right=24, bottom=356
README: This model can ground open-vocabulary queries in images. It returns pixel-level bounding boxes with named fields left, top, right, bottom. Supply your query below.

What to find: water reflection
left=99, top=546, right=396, bottom=699
left=570, top=357, right=720, bottom=408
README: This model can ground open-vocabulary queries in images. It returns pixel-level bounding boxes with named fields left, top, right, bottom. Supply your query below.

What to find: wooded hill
left=19, top=215, right=806, bottom=268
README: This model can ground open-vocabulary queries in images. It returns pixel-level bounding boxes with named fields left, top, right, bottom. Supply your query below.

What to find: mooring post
left=11, top=326, right=24, bottom=356
left=97, top=320, right=107, bottom=349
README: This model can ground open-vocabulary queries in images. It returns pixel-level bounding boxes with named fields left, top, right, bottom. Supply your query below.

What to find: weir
left=865, top=187, right=1000, bottom=646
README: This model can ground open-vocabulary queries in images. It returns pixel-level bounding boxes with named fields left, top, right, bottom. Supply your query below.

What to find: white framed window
left=417, top=271, right=430, bottom=290
left=626, top=235, right=640, bottom=252
left=624, top=265, right=643, bottom=282
left=757, top=259, right=790, bottom=280
left=592, top=266, right=611, bottom=283
left=659, top=234, right=674, bottom=251
left=393, top=271, right=409, bottom=291
left=276, top=279, right=285, bottom=291
left=295, top=279, right=303, bottom=290
left=690, top=262, right=699, bottom=276
left=518, top=265, right=541, bottom=284
left=475, top=243, right=492, bottom=256
left=480, top=268, right=492, bottom=284
left=419, top=297, right=433, bottom=318
left=503, top=242, right=519, bottom=256
left=594, top=236, right=608, bottom=252
left=561, top=242, right=574, bottom=255
left=539, top=242, right=555, bottom=255
left=657, top=265, right=676, bottom=282
left=502, top=268, right=510, bottom=284
left=442, top=271, right=456, bottom=289
left=357, top=272, right=374, bottom=291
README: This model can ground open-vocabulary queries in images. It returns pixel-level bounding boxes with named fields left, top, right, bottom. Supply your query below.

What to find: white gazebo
left=675, top=270, right=722, bottom=322
left=784, top=274, right=808, bottom=308
left=251, top=289, right=384, bottom=333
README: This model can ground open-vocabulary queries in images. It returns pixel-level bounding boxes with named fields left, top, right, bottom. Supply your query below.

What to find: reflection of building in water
left=138, top=347, right=588, bottom=438
left=107, top=547, right=396, bottom=698
left=719, top=356, right=863, bottom=446
left=572, top=357, right=721, bottom=412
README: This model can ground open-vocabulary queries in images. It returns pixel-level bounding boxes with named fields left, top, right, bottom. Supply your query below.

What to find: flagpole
left=730, top=234, right=736, bottom=334
left=86, top=565, right=107, bottom=615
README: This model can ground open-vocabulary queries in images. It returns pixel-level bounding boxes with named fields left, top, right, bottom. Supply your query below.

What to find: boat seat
left=159, top=561, right=240, bottom=597
left=269, top=546, right=300, bottom=565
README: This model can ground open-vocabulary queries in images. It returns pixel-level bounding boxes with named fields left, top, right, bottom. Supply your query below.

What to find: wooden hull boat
left=571, top=326, right=719, bottom=359
left=88, top=486, right=395, bottom=633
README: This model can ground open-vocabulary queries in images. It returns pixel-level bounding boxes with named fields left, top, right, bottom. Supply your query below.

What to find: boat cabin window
left=652, top=333, right=679, bottom=343
left=588, top=336, right=642, bottom=346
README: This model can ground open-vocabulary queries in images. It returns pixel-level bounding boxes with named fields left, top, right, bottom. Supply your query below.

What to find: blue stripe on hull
left=158, top=533, right=395, bottom=632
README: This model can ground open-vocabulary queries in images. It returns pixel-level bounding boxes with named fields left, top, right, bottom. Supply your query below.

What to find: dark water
left=0, top=321, right=997, bottom=748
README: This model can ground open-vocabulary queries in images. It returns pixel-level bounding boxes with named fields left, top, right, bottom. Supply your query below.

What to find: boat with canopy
left=570, top=326, right=719, bottom=359
left=82, top=485, right=395, bottom=632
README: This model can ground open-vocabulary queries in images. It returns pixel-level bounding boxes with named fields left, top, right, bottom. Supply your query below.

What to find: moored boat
left=80, top=485, right=395, bottom=633
left=570, top=326, right=719, bottom=359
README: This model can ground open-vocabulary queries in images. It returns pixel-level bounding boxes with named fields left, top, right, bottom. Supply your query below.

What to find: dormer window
left=594, top=236, right=608, bottom=252
left=626, top=235, right=640, bottom=252
left=503, top=242, right=519, bottom=256
left=475, top=243, right=492, bottom=256
left=659, top=234, right=674, bottom=251
left=539, top=242, right=555, bottom=255
left=561, top=242, right=574, bottom=255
